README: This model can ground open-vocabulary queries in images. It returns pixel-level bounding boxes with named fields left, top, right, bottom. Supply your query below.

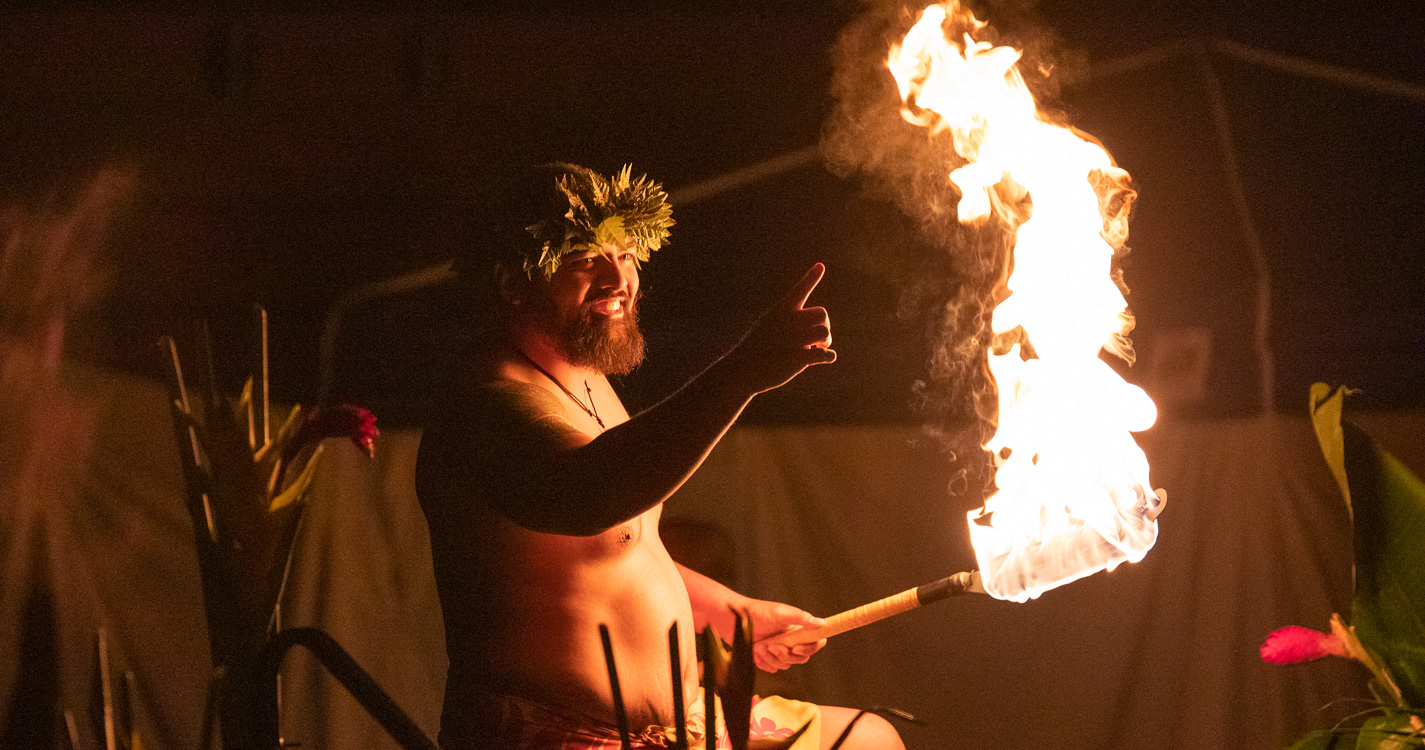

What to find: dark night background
left=2, top=3, right=1422, bottom=750
left=2, top=0, right=1421, bottom=427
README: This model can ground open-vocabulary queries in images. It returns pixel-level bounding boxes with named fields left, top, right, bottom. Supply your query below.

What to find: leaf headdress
left=522, top=163, right=675, bottom=279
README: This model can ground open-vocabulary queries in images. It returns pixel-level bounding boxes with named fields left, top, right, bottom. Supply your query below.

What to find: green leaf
left=593, top=216, right=626, bottom=247
left=1356, top=713, right=1423, bottom=750
left=1288, top=729, right=1353, bottom=750
left=1310, top=384, right=1425, bottom=706
left=234, top=377, right=255, bottom=449
left=254, top=404, right=302, bottom=466
left=703, top=623, right=732, bottom=691
left=269, top=443, right=323, bottom=512
left=1310, top=383, right=1351, bottom=508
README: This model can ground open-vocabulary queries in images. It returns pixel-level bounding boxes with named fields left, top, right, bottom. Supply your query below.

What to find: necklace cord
left=513, top=347, right=606, bottom=431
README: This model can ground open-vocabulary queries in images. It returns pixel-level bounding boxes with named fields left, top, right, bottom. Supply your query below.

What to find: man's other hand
left=726, top=263, right=836, bottom=395
left=742, top=599, right=828, bottom=673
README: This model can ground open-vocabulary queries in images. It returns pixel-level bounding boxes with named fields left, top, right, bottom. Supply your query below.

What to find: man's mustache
left=583, top=290, right=637, bottom=310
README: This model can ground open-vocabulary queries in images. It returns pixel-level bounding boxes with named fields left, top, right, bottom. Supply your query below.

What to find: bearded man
left=416, top=163, right=904, bottom=750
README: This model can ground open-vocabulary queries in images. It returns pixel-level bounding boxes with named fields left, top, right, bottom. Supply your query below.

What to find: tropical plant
left=161, top=314, right=434, bottom=750
left=1261, top=384, right=1425, bottom=749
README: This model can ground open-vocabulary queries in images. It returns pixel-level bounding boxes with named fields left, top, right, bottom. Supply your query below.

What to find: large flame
left=888, top=1, right=1165, bottom=602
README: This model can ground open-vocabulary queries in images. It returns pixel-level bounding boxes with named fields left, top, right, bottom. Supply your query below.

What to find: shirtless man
left=417, top=164, right=904, bottom=749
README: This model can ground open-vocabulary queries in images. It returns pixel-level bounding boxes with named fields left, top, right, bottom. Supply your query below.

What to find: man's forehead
left=565, top=239, right=636, bottom=259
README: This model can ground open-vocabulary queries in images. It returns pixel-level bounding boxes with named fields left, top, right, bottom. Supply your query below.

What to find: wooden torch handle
left=818, top=588, right=921, bottom=638
left=760, top=571, right=981, bottom=649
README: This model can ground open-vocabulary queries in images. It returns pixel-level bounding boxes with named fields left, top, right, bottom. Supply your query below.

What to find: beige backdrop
left=4, top=361, right=1422, bottom=749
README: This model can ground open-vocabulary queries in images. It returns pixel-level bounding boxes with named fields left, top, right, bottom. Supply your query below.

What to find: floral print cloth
left=438, top=688, right=820, bottom=749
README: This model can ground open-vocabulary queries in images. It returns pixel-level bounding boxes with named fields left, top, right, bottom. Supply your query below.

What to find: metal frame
left=316, top=41, right=1425, bottom=415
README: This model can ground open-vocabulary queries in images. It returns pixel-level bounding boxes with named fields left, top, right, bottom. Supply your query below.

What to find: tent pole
left=1212, top=39, right=1425, bottom=103
left=1194, top=43, right=1277, bottom=416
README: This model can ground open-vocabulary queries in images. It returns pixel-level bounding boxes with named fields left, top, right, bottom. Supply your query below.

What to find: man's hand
left=724, top=263, right=836, bottom=395
left=677, top=565, right=827, bottom=672
left=742, top=599, right=828, bottom=673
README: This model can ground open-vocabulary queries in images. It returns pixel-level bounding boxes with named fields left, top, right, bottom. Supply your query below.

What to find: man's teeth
left=593, top=298, right=623, bottom=313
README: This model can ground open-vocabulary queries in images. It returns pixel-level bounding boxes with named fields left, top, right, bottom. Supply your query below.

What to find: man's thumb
left=785, top=607, right=826, bottom=628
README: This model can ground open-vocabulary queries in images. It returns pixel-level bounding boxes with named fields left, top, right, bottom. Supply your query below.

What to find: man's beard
left=556, top=293, right=645, bottom=375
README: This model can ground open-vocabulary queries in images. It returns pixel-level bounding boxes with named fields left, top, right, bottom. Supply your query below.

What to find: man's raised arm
left=477, top=263, right=835, bottom=536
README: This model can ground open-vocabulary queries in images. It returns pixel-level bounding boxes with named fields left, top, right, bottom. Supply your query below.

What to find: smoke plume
left=821, top=1, right=1128, bottom=498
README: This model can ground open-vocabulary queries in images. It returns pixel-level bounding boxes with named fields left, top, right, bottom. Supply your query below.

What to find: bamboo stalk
left=669, top=622, right=687, bottom=750
left=244, top=378, right=255, bottom=450
left=725, top=612, right=755, bottom=750
left=599, top=624, right=633, bottom=750
left=702, top=628, right=717, bottom=750
left=165, top=337, right=217, bottom=543
left=166, top=338, right=200, bottom=466
left=65, top=711, right=81, bottom=750
left=123, top=670, right=140, bottom=750
left=275, top=602, right=285, bottom=748
left=98, top=628, right=116, bottom=750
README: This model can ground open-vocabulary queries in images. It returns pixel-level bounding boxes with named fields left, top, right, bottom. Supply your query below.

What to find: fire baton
left=761, top=570, right=984, bottom=649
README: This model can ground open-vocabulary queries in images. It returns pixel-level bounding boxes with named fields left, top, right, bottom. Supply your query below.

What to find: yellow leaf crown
left=521, top=163, right=675, bottom=279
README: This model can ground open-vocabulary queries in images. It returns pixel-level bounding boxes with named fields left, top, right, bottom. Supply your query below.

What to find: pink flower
left=1260, top=625, right=1350, bottom=664
left=749, top=716, right=795, bottom=739
left=296, top=405, right=378, bottom=458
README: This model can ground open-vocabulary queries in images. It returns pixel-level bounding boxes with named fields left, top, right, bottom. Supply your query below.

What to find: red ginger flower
left=296, top=405, right=378, bottom=458
left=1260, top=625, right=1350, bottom=664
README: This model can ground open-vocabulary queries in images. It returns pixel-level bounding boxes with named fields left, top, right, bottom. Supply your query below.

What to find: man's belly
left=443, top=532, right=699, bottom=729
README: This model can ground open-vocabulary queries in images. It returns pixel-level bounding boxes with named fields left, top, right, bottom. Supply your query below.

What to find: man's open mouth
left=588, top=297, right=627, bottom=317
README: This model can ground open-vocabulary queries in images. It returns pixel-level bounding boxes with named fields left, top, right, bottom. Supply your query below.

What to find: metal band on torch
left=762, top=571, right=983, bottom=649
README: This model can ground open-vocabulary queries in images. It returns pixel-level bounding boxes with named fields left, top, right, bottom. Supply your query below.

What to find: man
left=417, top=164, right=904, bottom=749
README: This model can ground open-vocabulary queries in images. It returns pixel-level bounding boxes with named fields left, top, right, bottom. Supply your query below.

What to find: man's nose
left=595, top=256, right=632, bottom=291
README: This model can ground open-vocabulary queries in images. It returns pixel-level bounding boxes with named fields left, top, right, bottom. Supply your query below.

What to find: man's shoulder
left=418, top=377, right=580, bottom=493
left=443, top=377, right=578, bottom=435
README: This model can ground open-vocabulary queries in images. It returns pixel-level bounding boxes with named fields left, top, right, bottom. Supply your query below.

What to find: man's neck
left=502, top=325, right=623, bottom=433
left=505, top=327, right=602, bottom=389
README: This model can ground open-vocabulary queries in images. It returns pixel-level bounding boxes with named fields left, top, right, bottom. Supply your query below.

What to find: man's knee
left=843, top=712, right=904, bottom=750
left=819, top=706, right=906, bottom=750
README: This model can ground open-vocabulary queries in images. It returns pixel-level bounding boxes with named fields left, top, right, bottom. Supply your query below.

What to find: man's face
left=536, top=240, right=645, bottom=375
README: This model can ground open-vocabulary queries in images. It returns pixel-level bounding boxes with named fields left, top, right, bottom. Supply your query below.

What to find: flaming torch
left=770, top=0, right=1165, bottom=649
left=881, top=0, right=1166, bottom=602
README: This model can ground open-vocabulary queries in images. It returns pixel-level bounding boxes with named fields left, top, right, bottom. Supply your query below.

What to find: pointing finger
left=784, top=263, right=825, bottom=310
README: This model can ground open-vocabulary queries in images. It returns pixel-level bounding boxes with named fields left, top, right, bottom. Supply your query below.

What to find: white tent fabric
left=4, top=360, right=1423, bottom=749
